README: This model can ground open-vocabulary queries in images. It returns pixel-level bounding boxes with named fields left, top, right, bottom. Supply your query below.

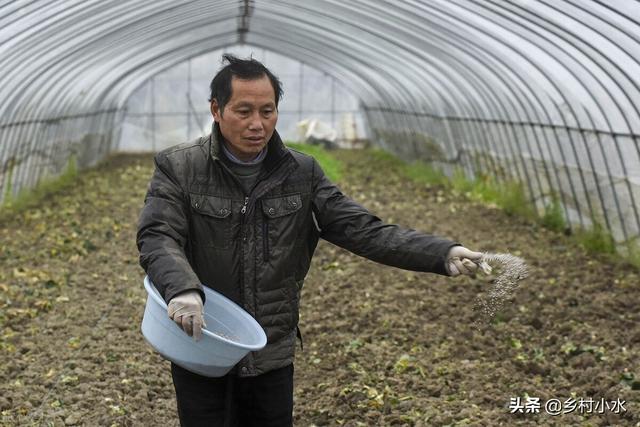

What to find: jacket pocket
left=261, top=193, right=302, bottom=255
left=189, top=193, right=234, bottom=249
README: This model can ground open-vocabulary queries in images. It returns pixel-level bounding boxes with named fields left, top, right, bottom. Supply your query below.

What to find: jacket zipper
left=241, top=196, right=249, bottom=214
left=217, top=152, right=294, bottom=320
left=240, top=195, right=249, bottom=305
left=216, top=160, right=252, bottom=309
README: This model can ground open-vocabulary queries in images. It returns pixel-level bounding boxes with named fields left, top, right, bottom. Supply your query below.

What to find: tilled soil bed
left=0, top=149, right=638, bottom=426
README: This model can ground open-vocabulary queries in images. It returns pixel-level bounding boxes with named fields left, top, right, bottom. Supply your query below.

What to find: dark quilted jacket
left=136, top=126, right=458, bottom=376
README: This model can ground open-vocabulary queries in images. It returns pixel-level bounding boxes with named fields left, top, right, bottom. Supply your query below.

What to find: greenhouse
left=1, top=1, right=639, bottom=425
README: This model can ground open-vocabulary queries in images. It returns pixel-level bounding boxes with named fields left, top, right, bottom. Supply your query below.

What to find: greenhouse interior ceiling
left=1, top=0, right=640, bottom=247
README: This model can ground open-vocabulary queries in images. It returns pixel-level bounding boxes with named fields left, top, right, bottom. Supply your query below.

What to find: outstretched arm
left=311, top=158, right=478, bottom=276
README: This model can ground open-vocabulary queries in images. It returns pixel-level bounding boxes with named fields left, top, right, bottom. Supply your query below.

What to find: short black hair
left=208, top=53, right=283, bottom=114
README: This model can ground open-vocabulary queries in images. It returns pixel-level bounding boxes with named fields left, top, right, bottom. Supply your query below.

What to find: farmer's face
left=211, top=76, right=278, bottom=162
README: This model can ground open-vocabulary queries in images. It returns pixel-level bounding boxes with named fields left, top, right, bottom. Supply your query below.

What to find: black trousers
left=171, top=362, right=294, bottom=427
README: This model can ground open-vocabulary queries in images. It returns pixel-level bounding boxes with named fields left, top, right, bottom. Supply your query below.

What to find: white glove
left=168, top=290, right=206, bottom=341
left=446, top=246, right=483, bottom=277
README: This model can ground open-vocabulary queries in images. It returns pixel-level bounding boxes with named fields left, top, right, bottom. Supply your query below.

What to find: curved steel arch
left=1, top=0, right=639, bottom=245
left=454, top=0, right=638, bottom=239
left=400, top=0, right=640, bottom=237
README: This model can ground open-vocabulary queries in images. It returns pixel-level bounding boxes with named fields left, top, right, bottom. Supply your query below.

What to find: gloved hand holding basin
left=141, top=276, right=267, bottom=377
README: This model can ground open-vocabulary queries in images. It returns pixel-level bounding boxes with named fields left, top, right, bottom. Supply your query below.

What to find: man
left=136, top=54, right=482, bottom=426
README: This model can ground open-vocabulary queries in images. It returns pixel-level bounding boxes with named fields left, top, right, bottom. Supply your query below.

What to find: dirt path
left=1, top=150, right=638, bottom=426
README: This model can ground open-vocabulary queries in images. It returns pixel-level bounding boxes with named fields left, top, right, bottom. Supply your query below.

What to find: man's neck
left=221, top=141, right=268, bottom=165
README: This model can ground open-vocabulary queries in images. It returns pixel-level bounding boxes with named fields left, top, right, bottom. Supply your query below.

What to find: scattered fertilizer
left=472, top=252, right=529, bottom=327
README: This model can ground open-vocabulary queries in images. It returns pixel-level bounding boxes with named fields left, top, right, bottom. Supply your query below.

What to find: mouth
left=245, top=136, right=265, bottom=143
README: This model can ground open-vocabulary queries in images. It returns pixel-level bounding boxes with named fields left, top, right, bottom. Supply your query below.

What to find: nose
left=248, top=111, right=263, bottom=131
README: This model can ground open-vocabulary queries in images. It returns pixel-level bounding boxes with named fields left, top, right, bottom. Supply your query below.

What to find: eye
left=262, top=109, right=274, bottom=117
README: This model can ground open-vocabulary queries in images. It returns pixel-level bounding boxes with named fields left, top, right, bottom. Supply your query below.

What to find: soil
left=0, top=150, right=638, bottom=426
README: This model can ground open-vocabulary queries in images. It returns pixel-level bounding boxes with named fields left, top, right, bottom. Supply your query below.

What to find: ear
left=210, top=100, right=221, bottom=122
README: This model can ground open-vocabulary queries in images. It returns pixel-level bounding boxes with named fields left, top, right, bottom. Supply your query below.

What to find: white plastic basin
left=141, top=276, right=267, bottom=377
